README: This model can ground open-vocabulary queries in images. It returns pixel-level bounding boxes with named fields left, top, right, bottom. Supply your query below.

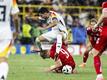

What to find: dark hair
left=38, top=7, right=49, bottom=14
left=40, top=50, right=50, bottom=59
left=90, top=18, right=97, bottom=23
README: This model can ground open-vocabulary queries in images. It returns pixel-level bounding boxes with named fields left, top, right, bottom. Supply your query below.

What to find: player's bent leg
left=79, top=47, right=92, bottom=68
left=35, top=35, right=46, bottom=51
left=79, top=50, right=89, bottom=68
left=56, top=32, right=67, bottom=54
left=91, top=49, right=104, bottom=80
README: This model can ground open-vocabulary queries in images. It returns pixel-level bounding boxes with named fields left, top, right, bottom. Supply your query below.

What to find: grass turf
left=7, top=54, right=107, bottom=80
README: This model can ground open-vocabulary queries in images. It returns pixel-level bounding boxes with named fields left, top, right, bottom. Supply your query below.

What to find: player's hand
left=44, top=68, right=51, bottom=72
left=72, top=69, right=78, bottom=74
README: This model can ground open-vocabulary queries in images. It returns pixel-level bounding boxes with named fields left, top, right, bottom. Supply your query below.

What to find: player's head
left=102, top=1, right=107, bottom=8
left=38, top=7, right=50, bottom=19
left=40, top=50, right=50, bottom=59
left=90, top=18, right=97, bottom=26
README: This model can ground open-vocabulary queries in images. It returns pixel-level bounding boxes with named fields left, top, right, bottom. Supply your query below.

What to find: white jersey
left=47, top=11, right=68, bottom=35
left=0, top=0, right=19, bottom=39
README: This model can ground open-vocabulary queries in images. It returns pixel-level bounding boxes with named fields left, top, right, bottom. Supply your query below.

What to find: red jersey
left=49, top=42, right=75, bottom=69
left=87, top=27, right=100, bottom=47
left=92, top=9, right=107, bottom=52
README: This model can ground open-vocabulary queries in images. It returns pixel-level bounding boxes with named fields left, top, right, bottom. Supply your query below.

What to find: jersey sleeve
left=11, top=0, right=19, bottom=14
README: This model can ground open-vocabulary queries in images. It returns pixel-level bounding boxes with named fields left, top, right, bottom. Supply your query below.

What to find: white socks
left=0, top=62, right=9, bottom=80
left=97, top=74, right=103, bottom=78
left=96, top=74, right=103, bottom=80
left=56, top=34, right=62, bottom=54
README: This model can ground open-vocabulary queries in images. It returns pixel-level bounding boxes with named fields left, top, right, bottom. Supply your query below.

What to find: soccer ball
left=62, top=65, right=72, bottom=74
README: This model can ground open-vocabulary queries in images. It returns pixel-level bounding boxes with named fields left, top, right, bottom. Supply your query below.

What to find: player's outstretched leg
left=79, top=50, right=89, bottom=68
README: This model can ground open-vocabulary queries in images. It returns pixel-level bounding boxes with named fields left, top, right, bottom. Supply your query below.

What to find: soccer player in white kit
left=0, top=0, right=19, bottom=79
left=36, top=7, right=68, bottom=57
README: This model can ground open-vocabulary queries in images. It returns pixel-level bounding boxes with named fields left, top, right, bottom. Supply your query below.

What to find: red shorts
left=94, top=26, right=107, bottom=52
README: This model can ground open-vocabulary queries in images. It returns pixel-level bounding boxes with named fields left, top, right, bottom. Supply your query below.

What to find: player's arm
left=47, top=59, right=62, bottom=72
left=39, top=18, right=58, bottom=30
left=26, top=15, right=42, bottom=20
left=46, top=18, right=58, bottom=29
left=94, top=8, right=107, bottom=28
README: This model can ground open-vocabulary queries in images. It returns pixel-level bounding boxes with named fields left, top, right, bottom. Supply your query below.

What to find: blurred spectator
left=31, top=0, right=51, bottom=5
left=88, top=10, right=97, bottom=20
left=97, top=0, right=106, bottom=6
left=52, top=0, right=62, bottom=11
left=79, top=9, right=88, bottom=26
left=25, top=6, right=37, bottom=27
left=17, top=0, right=104, bottom=6
left=25, top=0, right=32, bottom=4
left=20, top=23, right=33, bottom=44
left=42, top=0, right=51, bottom=5
left=17, top=0, right=24, bottom=4
left=71, top=18, right=87, bottom=45
left=90, top=0, right=98, bottom=6
left=59, top=8, right=73, bottom=28
left=20, top=6, right=40, bottom=45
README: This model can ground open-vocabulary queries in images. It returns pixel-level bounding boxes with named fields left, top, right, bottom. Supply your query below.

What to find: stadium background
left=11, top=0, right=105, bottom=55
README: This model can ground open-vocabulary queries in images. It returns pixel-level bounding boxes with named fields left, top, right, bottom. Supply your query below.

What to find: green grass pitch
left=7, top=54, right=107, bottom=80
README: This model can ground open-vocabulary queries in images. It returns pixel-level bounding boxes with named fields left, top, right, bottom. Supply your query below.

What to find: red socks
left=94, top=56, right=102, bottom=74
left=83, top=51, right=89, bottom=63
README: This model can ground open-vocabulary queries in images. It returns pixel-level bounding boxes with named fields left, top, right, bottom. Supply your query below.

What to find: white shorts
left=0, top=39, right=12, bottom=58
left=41, top=30, right=67, bottom=41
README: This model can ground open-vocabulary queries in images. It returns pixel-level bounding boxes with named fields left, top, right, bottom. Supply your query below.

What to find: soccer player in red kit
left=88, top=1, right=107, bottom=80
left=79, top=19, right=100, bottom=67
left=40, top=42, right=76, bottom=73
